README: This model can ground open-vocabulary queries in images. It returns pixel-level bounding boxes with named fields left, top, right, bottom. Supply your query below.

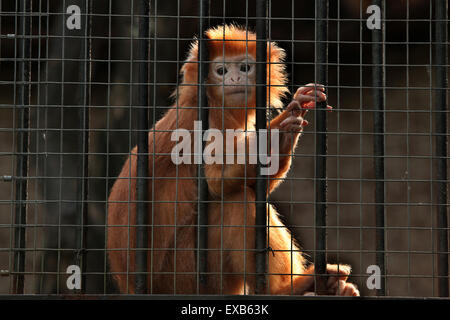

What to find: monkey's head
left=178, top=24, right=288, bottom=110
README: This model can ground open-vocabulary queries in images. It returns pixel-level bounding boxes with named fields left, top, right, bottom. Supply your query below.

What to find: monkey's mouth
left=226, top=88, right=251, bottom=95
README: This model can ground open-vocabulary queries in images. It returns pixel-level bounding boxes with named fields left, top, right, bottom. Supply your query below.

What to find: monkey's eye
left=240, top=63, right=251, bottom=73
left=216, top=66, right=227, bottom=76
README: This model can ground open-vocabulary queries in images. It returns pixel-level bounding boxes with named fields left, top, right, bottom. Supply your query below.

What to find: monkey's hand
left=271, top=83, right=331, bottom=154
left=292, top=83, right=332, bottom=112
left=300, top=264, right=360, bottom=296
left=272, top=83, right=330, bottom=127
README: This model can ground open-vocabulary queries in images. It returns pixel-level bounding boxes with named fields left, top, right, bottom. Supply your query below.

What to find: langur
left=107, top=24, right=359, bottom=296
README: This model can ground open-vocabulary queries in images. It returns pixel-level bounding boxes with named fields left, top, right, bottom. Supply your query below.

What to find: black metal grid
left=0, top=0, right=448, bottom=297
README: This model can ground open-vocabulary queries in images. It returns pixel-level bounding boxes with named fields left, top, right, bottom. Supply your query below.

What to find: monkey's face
left=208, top=54, right=256, bottom=106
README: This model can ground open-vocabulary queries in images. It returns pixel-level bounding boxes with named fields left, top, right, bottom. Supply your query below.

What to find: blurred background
left=0, top=0, right=448, bottom=296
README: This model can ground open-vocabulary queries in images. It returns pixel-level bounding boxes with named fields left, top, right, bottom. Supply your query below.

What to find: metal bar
left=434, top=0, right=449, bottom=298
left=197, top=0, right=210, bottom=288
left=372, top=0, right=386, bottom=296
left=78, top=0, right=92, bottom=294
left=12, top=0, right=31, bottom=295
left=314, top=0, right=328, bottom=295
left=148, top=0, right=156, bottom=294
left=135, top=0, right=150, bottom=294
left=255, top=0, right=268, bottom=295
left=149, top=0, right=158, bottom=294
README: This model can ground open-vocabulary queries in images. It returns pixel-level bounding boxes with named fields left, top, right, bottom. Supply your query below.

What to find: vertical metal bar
left=172, top=0, right=180, bottom=294
left=104, top=0, right=113, bottom=294
left=33, top=0, right=43, bottom=294
left=428, top=0, right=435, bottom=297
left=149, top=0, right=157, bottom=294
left=314, top=0, right=328, bottom=294
left=255, top=0, right=268, bottom=295
left=198, top=0, right=210, bottom=287
left=127, top=0, right=134, bottom=294
left=220, top=0, right=226, bottom=295
left=434, top=0, right=449, bottom=298
left=372, top=0, right=386, bottom=296
left=13, top=0, right=31, bottom=295
left=78, top=0, right=92, bottom=294
left=135, top=0, right=150, bottom=294
left=57, top=0, right=66, bottom=294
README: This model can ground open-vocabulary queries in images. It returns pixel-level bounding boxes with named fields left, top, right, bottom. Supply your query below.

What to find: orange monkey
left=107, top=25, right=359, bottom=296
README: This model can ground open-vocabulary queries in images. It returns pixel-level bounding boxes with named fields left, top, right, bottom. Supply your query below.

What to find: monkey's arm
left=267, top=83, right=330, bottom=193
left=205, top=84, right=330, bottom=197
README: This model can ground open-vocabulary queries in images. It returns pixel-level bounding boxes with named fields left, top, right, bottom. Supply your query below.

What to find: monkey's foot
left=300, top=264, right=360, bottom=297
left=323, top=264, right=360, bottom=296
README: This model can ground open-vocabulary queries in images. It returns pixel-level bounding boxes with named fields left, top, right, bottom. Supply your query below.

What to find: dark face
left=209, top=54, right=256, bottom=106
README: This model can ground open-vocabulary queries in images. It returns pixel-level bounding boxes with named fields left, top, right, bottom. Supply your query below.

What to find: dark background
left=0, top=0, right=448, bottom=296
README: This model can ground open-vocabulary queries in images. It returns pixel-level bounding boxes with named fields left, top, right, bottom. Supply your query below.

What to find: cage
left=0, top=0, right=448, bottom=298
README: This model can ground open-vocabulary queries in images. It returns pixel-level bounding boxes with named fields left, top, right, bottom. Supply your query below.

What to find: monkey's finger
left=326, top=264, right=351, bottom=274
left=286, top=100, right=330, bottom=118
left=295, top=92, right=327, bottom=106
left=294, top=88, right=325, bottom=103
left=325, top=264, right=351, bottom=282
left=294, top=93, right=327, bottom=108
left=294, top=83, right=325, bottom=98
left=286, top=100, right=302, bottom=115
left=281, top=124, right=303, bottom=134
left=274, top=101, right=300, bottom=125
left=343, top=284, right=360, bottom=297
left=335, top=280, right=348, bottom=296
left=280, top=116, right=303, bottom=128
left=300, top=101, right=333, bottom=111
left=305, top=90, right=327, bottom=102
left=327, top=276, right=338, bottom=290
left=334, top=281, right=360, bottom=296
left=327, top=263, right=352, bottom=274
left=328, top=278, right=339, bottom=294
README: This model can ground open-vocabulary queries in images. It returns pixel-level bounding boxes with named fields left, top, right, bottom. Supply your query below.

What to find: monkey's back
left=107, top=108, right=200, bottom=294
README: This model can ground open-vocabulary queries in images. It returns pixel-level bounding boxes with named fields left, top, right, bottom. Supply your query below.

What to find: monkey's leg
left=264, top=209, right=359, bottom=296
left=207, top=188, right=306, bottom=295
left=257, top=206, right=360, bottom=296
left=207, top=189, right=359, bottom=296
left=207, top=187, right=257, bottom=294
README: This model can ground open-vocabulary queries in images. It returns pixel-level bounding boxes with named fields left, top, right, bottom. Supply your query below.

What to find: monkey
left=107, top=24, right=359, bottom=296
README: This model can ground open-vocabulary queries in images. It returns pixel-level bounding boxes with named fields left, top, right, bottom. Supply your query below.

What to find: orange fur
left=107, top=24, right=358, bottom=296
